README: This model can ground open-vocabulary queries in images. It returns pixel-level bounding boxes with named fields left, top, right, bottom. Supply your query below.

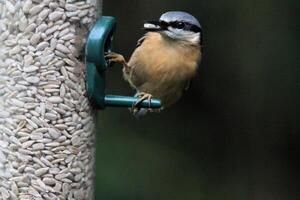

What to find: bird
left=105, top=11, right=203, bottom=117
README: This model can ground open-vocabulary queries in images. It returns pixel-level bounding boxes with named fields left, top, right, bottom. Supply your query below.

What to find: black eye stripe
left=159, top=21, right=202, bottom=33
left=188, top=24, right=202, bottom=33
left=159, top=21, right=169, bottom=29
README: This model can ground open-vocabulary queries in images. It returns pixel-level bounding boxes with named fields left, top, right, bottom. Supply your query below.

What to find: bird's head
left=143, top=11, right=203, bottom=46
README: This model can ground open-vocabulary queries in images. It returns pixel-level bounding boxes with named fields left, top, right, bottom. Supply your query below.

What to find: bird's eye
left=177, top=22, right=185, bottom=29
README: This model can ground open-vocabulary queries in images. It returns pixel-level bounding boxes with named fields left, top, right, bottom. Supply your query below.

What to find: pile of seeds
left=0, top=0, right=98, bottom=199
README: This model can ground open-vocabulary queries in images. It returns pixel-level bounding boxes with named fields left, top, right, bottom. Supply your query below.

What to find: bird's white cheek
left=186, top=33, right=200, bottom=44
left=163, top=29, right=200, bottom=44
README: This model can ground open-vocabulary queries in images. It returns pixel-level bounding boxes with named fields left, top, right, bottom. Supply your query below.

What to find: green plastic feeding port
left=85, top=16, right=162, bottom=110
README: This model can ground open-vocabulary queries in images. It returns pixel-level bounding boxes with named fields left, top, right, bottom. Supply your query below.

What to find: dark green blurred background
left=95, top=0, right=300, bottom=199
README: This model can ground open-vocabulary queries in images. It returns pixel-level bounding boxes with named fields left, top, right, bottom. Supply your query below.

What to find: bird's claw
left=130, top=92, right=161, bottom=117
left=104, top=52, right=126, bottom=64
left=105, top=52, right=130, bottom=72
left=133, top=92, right=153, bottom=108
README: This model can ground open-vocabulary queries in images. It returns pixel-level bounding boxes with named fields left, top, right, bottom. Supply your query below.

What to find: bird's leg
left=104, top=52, right=130, bottom=72
left=133, top=92, right=153, bottom=108
left=129, top=92, right=153, bottom=116
left=130, top=92, right=163, bottom=116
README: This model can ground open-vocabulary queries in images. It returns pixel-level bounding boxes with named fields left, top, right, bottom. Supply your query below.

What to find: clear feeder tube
left=0, top=0, right=101, bottom=199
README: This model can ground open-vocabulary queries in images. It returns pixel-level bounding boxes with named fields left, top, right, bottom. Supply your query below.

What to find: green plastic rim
left=85, top=16, right=116, bottom=72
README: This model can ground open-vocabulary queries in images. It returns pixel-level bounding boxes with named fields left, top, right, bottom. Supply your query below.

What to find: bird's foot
left=130, top=93, right=161, bottom=117
left=130, top=92, right=153, bottom=114
left=105, top=52, right=130, bottom=72
left=133, top=92, right=153, bottom=108
left=105, top=52, right=125, bottom=63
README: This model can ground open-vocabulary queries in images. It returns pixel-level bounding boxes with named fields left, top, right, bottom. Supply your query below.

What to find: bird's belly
left=131, top=62, right=186, bottom=104
left=126, top=32, right=199, bottom=107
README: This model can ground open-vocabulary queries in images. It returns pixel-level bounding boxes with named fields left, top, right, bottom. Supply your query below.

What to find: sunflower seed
left=23, top=0, right=33, bottom=13
left=49, top=11, right=64, bottom=21
left=32, top=143, right=45, bottom=150
left=36, top=42, right=49, bottom=51
left=25, top=76, right=40, bottom=84
left=23, top=65, right=39, bottom=73
left=36, top=24, right=48, bottom=33
left=30, top=132, right=43, bottom=140
left=35, top=167, right=49, bottom=177
left=24, top=23, right=37, bottom=33
left=29, top=4, right=44, bottom=15
left=56, top=44, right=70, bottom=54
left=36, top=178, right=47, bottom=190
left=65, top=4, right=77, bottom=11
left=45, top=142, right=60, bottom=147
left=45, top=25, right=59, bottom=35
left=38, top=9, right=50, bottom=21
left=30, top=34, right=41, bottom=45
left=47, top=96, right=63, bottom=103
left=44, top=112, right=58, bottom=120
left=18, top=39, right=30, bottom=46
left=21, top=140, right=35, bottom=148
left=11, top=99, right=25, bottom=107
left=24, top=55, right=34, bottom=67
left=9, top=46, right=22, bottom=56
left=40, top=157, right=54, bottom=168
left=6, top=1, right=15, bottom=13
left=40, top=53, right=54, bottom=65
left=0, top=187, right=10, bottom=199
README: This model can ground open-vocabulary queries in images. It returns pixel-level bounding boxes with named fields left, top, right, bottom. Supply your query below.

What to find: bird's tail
left=130, top=108, right=148, bottom=119
left=130, top=107, right=163, bottom=119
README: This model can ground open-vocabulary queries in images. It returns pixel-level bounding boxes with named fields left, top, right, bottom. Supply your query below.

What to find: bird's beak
left=143, top=21, right=162, bottom=31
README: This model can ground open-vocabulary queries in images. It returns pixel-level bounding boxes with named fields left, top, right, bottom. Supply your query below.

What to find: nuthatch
left=106, top=11, right=202, bottom=116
